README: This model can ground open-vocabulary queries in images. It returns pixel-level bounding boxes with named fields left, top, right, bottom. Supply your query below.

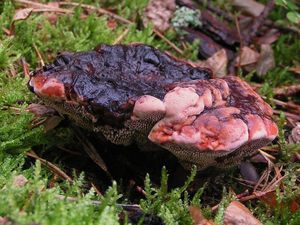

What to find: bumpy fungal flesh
left=147, top=76, right=278, bottom=169
left=29, top=44, right=278, bottom=170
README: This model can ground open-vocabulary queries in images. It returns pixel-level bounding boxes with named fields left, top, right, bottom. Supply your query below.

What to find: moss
left=0, top=160, right=123, bottom=225
left=140, top=167, right=199, bottom=225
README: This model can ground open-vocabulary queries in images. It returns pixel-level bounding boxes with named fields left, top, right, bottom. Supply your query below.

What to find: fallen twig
left=91, top=183, right=103, bottom=196
left=274, top=84, right=300, bottom=97
left=26, top=150, right=73, bottom=182
left=252, top=83, right=300, bottom=97
left=273, top=109, right=300, bottom=121
left=238, top=189, right=276, bottom=202
left=268, top=98, right=300, bottom=114
left=55, top=194, right=142, bottom=212
left=233, top=16, right=243, bottom=73
left=201, top=10, right=240, bottom=46
left=264, top=20, right=300, bottom=36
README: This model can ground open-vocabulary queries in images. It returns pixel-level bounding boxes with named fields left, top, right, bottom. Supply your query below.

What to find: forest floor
left=0, top=0, right=299, bottom=224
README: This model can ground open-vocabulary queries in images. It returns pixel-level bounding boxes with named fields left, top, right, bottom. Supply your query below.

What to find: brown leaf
left=231, top=0, right=265, bottom=17
left=144, top=0, right=176, bottom=31
left=27, top=103, right=56, bottom=117
left=256, top=44, right=275, bottom=76
left=236, top=46, right=260, bottom=66
left=107, top=19, right=118, bottom=30
left=290, top=196, right=300, bottom=213
left=45, top=13, right=58, bottom=25
left=259, top=191, right=300, bottom=213
left=0, top=217, right=9, bottom=225
left=289, top=61, right=300, bottom=74
left=13, top=8, right=33, bottom=22
left=12, top=175, right=28, bottom=188
left=224, top=201, right=263, bottom=225
left=43, top=116, right=63, bottom=132
left=289, top=66, right=300, bottom=74
left=21, top=58, right=30, bottom=78
left=256, top=29, right=280, bottom=45
left=189, top=206, right=216, bottom=225
left=2, top=27, right=12, bottom=36
left=205, top=49, right=228, bottom=78
left=288, top=123, right=300, bottom=144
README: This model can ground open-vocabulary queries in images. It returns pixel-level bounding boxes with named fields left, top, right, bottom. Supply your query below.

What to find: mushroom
left=28, top=44, right=278, bottom=170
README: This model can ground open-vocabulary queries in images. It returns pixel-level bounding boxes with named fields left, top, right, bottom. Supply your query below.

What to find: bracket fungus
left=29, top=44, right=278, bottom=170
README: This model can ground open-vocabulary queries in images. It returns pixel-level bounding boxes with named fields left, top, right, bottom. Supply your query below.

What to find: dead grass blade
left=245, top=0, right=275, bottom=45
left=274, top=84, right=300, bottom=97
left=33, top=43, right=45, bottom=67
left=153, top=28, right=184, bottom=55
left=58, top=2, right=131, bottom=24
left=113, top=28, right=129, bottom=45
left=21, top=58, right=30, bottom=78
left=74, top=128, right=112, bottom=179
left=26, top=150, right=73, bottom=182
left=13, top=8, right=33, bottom=22
left=15, top=0, right=73, bottom=14
left=55, top=194, right=142, bottom=212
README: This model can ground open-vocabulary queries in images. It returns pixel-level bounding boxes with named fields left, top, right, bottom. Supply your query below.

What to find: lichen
left=171, top=6, right=202, bottom=30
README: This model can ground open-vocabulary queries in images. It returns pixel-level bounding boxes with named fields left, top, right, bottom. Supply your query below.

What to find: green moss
left=0, top=1, right=14, bottom=33
left=140, top=167, right=200, bottom=225
left=0, top=160, right=123, bottom=225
